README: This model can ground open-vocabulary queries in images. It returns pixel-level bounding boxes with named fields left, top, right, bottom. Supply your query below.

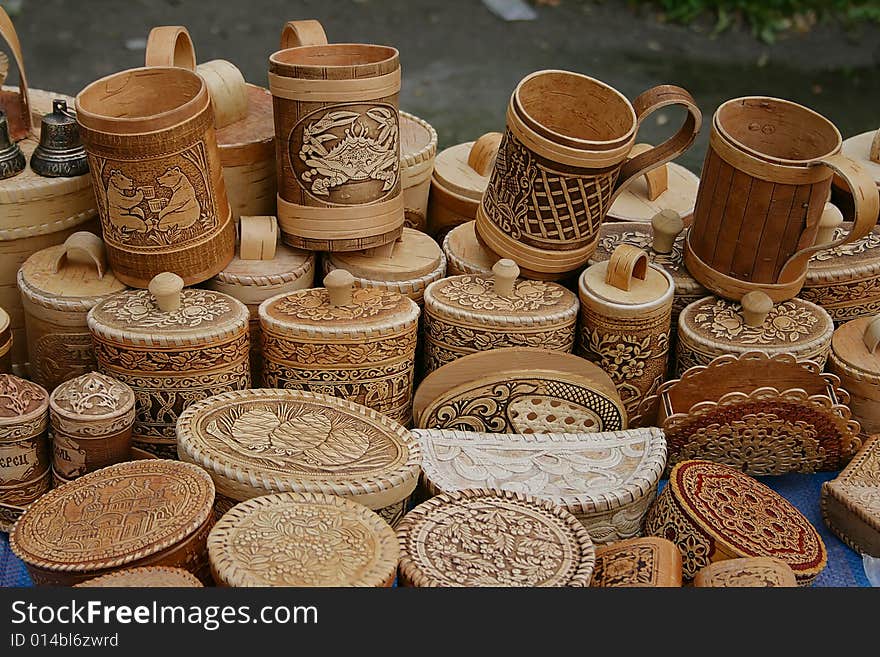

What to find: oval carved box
left=48, top=372, right=135, bottom=481
left=0, top=374, right=49, bottom=532
left=87, top=273, right=250, bottom=459
left=693, top=557, right=798, bottom=587
left=422, top=259, right=579, bottom=375
left=9, top=459, right=216, bottom=585
left=396, top=489, right=596, bottom=587
left=17, top=232, right=127, bottom=391
left=590, top=537, right=682, bottom=588
left=413, top=427, right=666, bottom=544
left=259, top=270, right=420, bottom=425
left=75, top=566, right=203, bottom=588
left=644, top=460, right=827, bottom=585
left=176, top=388, right=421, bottom=527
left=208, top=492, right=399, bottom=587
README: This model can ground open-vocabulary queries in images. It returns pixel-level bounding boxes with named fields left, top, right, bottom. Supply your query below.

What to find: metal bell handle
left=52, top=231, right=106, bottom=279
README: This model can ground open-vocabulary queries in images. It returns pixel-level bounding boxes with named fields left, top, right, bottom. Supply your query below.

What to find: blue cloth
left=1, top=472, right=870, bottom=587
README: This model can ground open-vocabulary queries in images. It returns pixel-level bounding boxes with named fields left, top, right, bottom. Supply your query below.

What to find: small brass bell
left=0, top=110, right=25, bottom=180
left=30, top=99, right=89, bottom=178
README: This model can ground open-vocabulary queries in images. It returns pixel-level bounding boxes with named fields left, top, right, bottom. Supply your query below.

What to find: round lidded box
left=48, top=372, right=135, bottom=481
left=644, top=460, right=827, bottom=585
left=9, top=459, right=215, bottom=585
left=259, top=270, right=420, bottom=425
left=422, top=259, right=578, bottom=375
left=828, top=315, right=880, bottom=435
left=396, top=489, right=596, bottom=587
left=400, top=111, right=438, bottom=231
left=75, top=566, right=203, bottom=587
left=442, top=221, right=495, bottom=277
left=208, top=492, right=399, bottom=587
left=18, top=232, right=128, bottom=391
left=176, top=388, right=421, bottom=527
left=87, top=272, right=251, bottom=458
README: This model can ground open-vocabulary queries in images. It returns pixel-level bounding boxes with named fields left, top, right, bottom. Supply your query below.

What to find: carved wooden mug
left=268, top=19, right=404, bottom=252
left=475, top=70, right=702, bottom=278
left=685, top=96, right=880, bottom=302
left=75, top=66, right=234, bottom=288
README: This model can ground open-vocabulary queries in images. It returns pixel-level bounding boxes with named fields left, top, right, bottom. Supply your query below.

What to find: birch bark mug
left=475, top=70, right=702, bottom=278
left=75, top=66, right=235, bottom=288
left=685, top=97, right=880, bottom=302
left=269, top=19, right=405, bottom=252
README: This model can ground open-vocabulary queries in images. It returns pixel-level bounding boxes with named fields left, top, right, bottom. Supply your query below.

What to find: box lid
left=75, top=566, right=203, bottom=587
left=49, top=372, right=135, bottom=423
left=442, top=220, right=495, bottom=276
left=0, top=374, right=48, bottom=426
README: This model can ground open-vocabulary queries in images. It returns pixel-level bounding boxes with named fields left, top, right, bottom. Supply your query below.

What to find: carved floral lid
left=75, top=566, right=203, bottom=588
left=414, top=427, right=666, bottom=519
left=208, top=492, right=399, bottom=587
left=669, top=460, right=827, bottom=582
left=806, top=221, right=880, bottom=280
left=396, top=489, right=596, bottom=587
left=176, top=389, right=421, bottom=509
left=694, top=557, right=797, bottom=587
left=0, top=374, right=49, bottom=426
left=9, top=459, right=215, bottom=573
left=49, top=372, right=135, bottom=421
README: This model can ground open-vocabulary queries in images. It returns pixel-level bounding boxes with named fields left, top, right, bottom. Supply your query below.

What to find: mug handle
left=144, top=26, right=197, bottom=70
left=610, top=85, right=702, bottom=204
left=777, top=154, right=880, bottom=282
left=280, top=20, right=328, bottom=49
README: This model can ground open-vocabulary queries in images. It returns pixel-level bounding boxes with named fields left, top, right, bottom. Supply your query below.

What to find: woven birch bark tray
left=176, top=388, right=421, bottom=527
left=74, top=566, right=203, bottom=588
left=208, top=492, right=399, bottom=587
left=400, top=111, right=437, bottom=231
left=821, top=435, right=880, bottom=558
left=590, top=537, right=682, bottom=587
left=9, top=459, right=216, bottom=585
left=693, top=557, right=798, bottom=587
left=644, top=459, right=827, bottom=585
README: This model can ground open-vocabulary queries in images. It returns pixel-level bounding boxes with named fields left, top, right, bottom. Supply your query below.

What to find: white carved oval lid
left=807, top=222, right=880, bottom=278
left=424, top=274, right=578, bottom=326
left=679, top=295, right=833, bottom=353
left=207, top=492, right=399, bottom=587
left=0, top=374, right=49, bottom=426
left=9, top=459, right=214, bottom=572
left=176, top=389, right=421, bottom=508
left=87, top=287, right=249, bottom=347
left=258, top=286, right=419, bottom=339
left=49, top=371, right=135, bottom=420
left=413, top=427, right=667, bottom=514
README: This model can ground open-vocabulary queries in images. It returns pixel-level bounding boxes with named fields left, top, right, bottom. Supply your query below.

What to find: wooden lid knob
left=870, top=129, right=880, bottom=165
left=144, top=26, right=196, bottom=70
left=605, top=244, right=648, bottom=291
left=651, top=209, right=684, bottom=254
left=492, top=259, right=519, bottom=297
left=280, top=19, right=328, bottom=49
left=239, top=216, right=277, bottom=261
left=467, top=132, right=502, bottom=176
left=816, top=202, right=844, bottom=246
left=149, top=272, right=184, bottom=312
left=629, top=143, right=668, bottom=202
left=324, top=269, right=355, bottom=307
left=52, top=231, right=106, bottom=279
left=863, top=315, right=880, bottom=353
left=741, top=291, right=773, bottom=327
left=196, top=59, right=248, bottom=129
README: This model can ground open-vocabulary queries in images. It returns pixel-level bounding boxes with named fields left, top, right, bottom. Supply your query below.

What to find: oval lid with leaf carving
left=208, top=492, right=399, bottom=587
left=9, top=459, right=214, bottom=573
left=49, top=372, right=135, bottom=421
left=259, top=287, right=419, bottom=338
left=176, top=389, right=421, bottom=508
left=0, top=374, right=49, bottom=425
left=807, top=222, right=880, bottom=279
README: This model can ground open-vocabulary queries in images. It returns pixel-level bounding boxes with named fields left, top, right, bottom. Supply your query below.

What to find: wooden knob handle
left=864, top=315, right=880, bottom=353
left=144, top=26, right=196, bottom=70
left=651, top=209, right=684, bottom=254
left=492, top=259, right=519, bottom=297
left=280, top=19, right=328, bottom=49
left=629, top=143, right=668, bottom=201
left=196, top=59, right=248, bottom=129
left=741, top=291, right=773, bottom=327
left=467, top=132, right=503, bottom=176
left=52, top=232, right=106, bottom=279
left=605, top=244, right=648, bottom=291
left=816, top=202, right=844, bottom=246
left=324, top=269, right=355, bottom=307
left=871, top=129, right=880, bottom=165
left=239, top=216, right=277, bottom=261
left=149, top=272, right=184, bottom=312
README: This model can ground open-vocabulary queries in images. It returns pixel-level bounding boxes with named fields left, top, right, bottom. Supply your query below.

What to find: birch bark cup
left=476, top=70, right=701, bottom=278
left=269, top=20, right=404, bottom=252
left=75, top=66, right=235, bottom=288
left=685, top=97, right=880, bottom=303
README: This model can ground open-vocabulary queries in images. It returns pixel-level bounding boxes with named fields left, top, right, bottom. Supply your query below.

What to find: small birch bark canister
left=684, top=97, right=880, bottom=303
left=205, top=215, right=314, bottom=386
left=0, top=306, right=11, bottom=373
left=259, top=269, right=419, bottom=425
left=476, top=70, right=701, bottom=279
left=0, top=374, right=49, bottom=532
left=442, top=221, right=495, bottom=277
left=578, top=244, right=674, bottom=417
left=400, top=111, right=437, bottom=231
left=87, top=272, right=250, bottom=459
left=75, top=66, right=234, bottom=288
left=828, top=316, right=880, bottom=436
left=17, top=232, right=127, bottom=392
left=269, top=20, right=405, bottom=252
left=48, top=372, right=135, bottom=483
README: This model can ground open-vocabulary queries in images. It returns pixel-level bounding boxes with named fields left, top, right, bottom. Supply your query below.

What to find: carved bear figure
left=107, top=170, right=147, bottom=232
left=157, top=166, right=201, bottom=230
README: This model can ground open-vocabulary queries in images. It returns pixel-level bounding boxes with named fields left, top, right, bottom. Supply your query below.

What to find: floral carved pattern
left=95, top=335, right=249, bottom=373
left=32, top=333, right=96, bottom=391
left=689, top=298, right=822, bottom=346
left=432, top=276, right=566, bottom=312
left=644, top=488, right=714, bottom=580
left=811, top=227, right=880, bottom=262
left=94, top=289, right=234, bottom=330
left=591, top=544, right=660, bottom=587
left=270, top=288, right=405, bottom=323
left=51, top=372, right=133, bottom=416
left=597, top=230, right=687, bottom=273
left=263, top=332, right=416, bottom=366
